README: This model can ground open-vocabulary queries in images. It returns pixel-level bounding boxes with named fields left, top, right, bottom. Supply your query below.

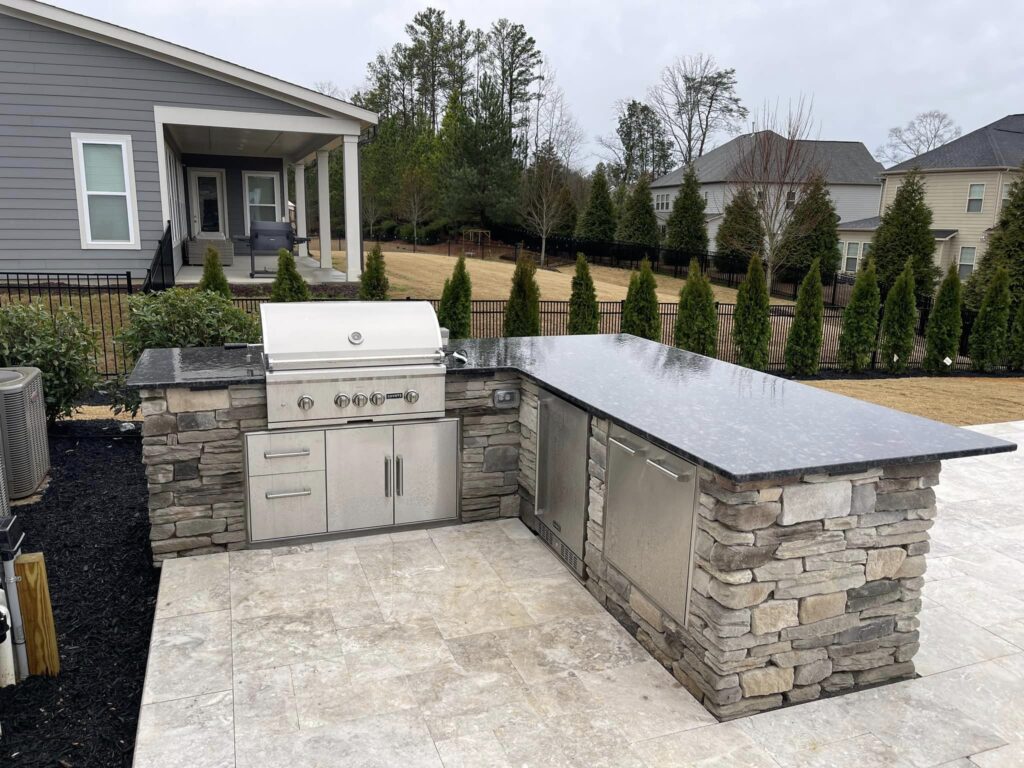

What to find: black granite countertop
left=128, top=336, right=1016, bottom=482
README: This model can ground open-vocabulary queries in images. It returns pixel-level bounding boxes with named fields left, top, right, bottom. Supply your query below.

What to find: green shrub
left=784, top=258, right=823, bottom=376
left=198, top=246, right=231, bottom=299
left=714, top=186, right=763, bottom=273
left=879, top=261, right=917, bottom=373
left=675, top=258, right=717, bottom=355
left=837, top=260, right=881, bottom=373
left=504, top=253, right=540, bottom=336
left=567, top=253, right=600, bottom=334
left=271, top=249, right=311, bottom=302
left=733, top=256, right=770, bottom=370
left=0, top=302, right=99, bottom=422
left=969, top=266, right=1011, bottom=372
left=437, top=255, right=472, bottom=339
left=359, top=244, right=390, bottom=300
left=923, top=265, right=963, bottom=373
left=621, top=258, right=661, bottom=341
left=1008, top=300, right=1024, bottom=371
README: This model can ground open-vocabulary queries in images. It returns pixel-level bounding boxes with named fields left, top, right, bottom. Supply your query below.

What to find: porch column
left=316, top=149, right=331, bottom=270
left=293, top=161, right=308, bottom=259
left=342, top=134, right=362, bottom=280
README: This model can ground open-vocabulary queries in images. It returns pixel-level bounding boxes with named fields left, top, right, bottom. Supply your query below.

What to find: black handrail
left=143, top=222, right=175, bottom=292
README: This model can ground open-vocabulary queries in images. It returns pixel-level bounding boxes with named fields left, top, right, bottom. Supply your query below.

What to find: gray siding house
left=0, top=0, right=376, bottom=279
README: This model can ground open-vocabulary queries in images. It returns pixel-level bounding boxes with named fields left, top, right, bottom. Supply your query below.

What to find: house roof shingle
left=887, top=114, right=1024, bottom=173
left=837, top=216, right=958, bottom=240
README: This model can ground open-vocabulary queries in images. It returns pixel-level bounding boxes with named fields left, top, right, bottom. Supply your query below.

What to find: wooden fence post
left=15, top=552, right=60, bottom=676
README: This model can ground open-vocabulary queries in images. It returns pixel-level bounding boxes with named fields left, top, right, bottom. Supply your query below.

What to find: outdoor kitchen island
left=128, top=332, right=1015, bottom=719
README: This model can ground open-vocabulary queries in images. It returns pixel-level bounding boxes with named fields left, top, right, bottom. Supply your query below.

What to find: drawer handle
left=265, top=488, right=312, bottom=500
left=646, top=458, right=692, bottom=482
left=263, top=448, right=311, bottom=459
left=609, top=437, right=644, bottom=456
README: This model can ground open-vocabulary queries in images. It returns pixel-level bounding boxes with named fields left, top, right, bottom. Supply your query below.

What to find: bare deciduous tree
left=313, top=80, right=346, bottom=99
left=876, top=110, right=961, bottom=166
left=521, top=142, right=570, bottom=267
left=534, top=80, right=584, bottom=170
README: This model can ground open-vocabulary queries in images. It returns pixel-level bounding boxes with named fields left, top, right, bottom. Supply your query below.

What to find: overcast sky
left=58, top=0, right=1024, bottom=167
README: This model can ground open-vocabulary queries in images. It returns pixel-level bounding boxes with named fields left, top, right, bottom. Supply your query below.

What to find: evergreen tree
left=358, top=244, right=390, bottom=300
left=567, top=253, right=600, bottom=334
left=615, top=176, right=659, bottom=248
left=784, top=258, right=824, bottom=376
left=923, top=265, right=963, bottom=374
left=879, top=261, right=917, bottom=373
left=714, top=186, right=764, bottom=273
left=733, top=255, right=770, bottom=370
left=554, top=185, right=578, bottom=237
left=576, top=164, right=617, bottom=241
left=969, top=266, right=1011, bottom=372
left=437, top=255, right=472, bottom=339
left=871, top=169, right=939, bottom=303
left=1008, top=300, right=1024, bottom=372
left=620, top=258, right=661, bottom=341
left=675, top=258, right=718, bottom=355
left=198, top=246, right=231, bottom=299
left=504, top=253, right=540, bottom=336
left=270, top=249, right=311, bottom=302
left=777, top=175, right=841, bottom=283
left=664, top=165, right=708, bottom=255
left=837, top=259, right=881, bottom=373
left=964, top=168, right=1024, bottom=310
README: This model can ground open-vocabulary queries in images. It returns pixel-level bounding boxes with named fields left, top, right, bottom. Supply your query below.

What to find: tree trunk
left=540, top=235, right=547, bottom=268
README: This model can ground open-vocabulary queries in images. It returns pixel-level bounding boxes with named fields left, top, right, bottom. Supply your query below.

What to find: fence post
left=125, top=270, right=133, bottom=294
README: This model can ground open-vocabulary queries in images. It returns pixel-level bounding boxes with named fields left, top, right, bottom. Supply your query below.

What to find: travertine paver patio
left=134, top=421, right=1024, bottom=768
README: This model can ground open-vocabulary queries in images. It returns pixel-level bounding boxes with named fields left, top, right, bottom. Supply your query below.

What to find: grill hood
left=260, top=301, right=444, bottom=372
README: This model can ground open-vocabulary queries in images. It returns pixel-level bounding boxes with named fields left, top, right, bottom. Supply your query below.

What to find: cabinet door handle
left=265, top=488, right=311, bottom=500
left=609, top=436, right=642, bottom=455
left=263, top=448, right=311, bottom=459
left=384, top=456, right=392, bottom=498
left=396, top=455, right=404, bottom=496
left=646, top=458, right=692, bottom=482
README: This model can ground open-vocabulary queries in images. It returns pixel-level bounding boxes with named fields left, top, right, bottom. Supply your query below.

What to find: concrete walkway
left=133, top=421, right=1024, bottom=768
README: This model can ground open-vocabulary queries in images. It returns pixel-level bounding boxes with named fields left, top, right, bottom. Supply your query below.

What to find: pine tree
left=675, top=258, right=718, bottom=355
left=923, top=265, right=963, bottom=374
left=714, top=187, right=764, bottom=273
left=837, top=260, right=881, bottom=373
left=615, top=176, right=659, bottom=248
left=784, top=258, right=824, bottom=376
left=664, top=165, right=708, bottom=256
left=777, top=175, right=841, bottom=283
left=620, top=258, right=661, bottom=341
left=437, top=255, right=472, bottom=340
left=733, top=255, right=770, bottom=370
left=198, top=246, right=231, bottom=299
left=964, top=168, right=1024, bottom=310
left=1008, top=300, right=1024, bottom=372
left=871, top=169, right=939, bottom=303
left=879, top=261, right=917, bottom=374
left=358, top=244, right=390, bottom=300
left=969, top=266, right=1011, bottom=372
left=567, top=253, right=600, bottom=334
left=576, top=163, right=617, bottom=242
left=504, top=253, right=540, bottom=336
left=270, top=249, right=311, bottom=302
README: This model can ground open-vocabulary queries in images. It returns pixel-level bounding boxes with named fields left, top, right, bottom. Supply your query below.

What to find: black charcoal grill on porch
left=234, top=221, right=310, bottom=279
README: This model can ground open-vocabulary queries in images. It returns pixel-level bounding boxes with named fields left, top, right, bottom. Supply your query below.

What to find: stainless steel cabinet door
left=326, top=424, right=395, bottom=532
left=536, top=394, right=589, bottom=561
left=249, top=470, right=327, bottom=542
left=393, top=419, right=459, bottom=525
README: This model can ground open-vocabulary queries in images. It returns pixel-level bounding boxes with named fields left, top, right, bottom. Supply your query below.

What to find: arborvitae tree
left=270, top=249, right=311, bottom=302
left=777, top=175, right=841, bottom=283
left=358, top=244, right=390, bottom=300
left=714, top=186, right=764, bottom=273
left=620, top=258, right=661, bottom=340
left=964, top=168, right=1024, bottom=310
left=969, top=266, right=1011, bottom=372
left=567, top=253, right=600, bottom=334
left=576, top=164, right=617, bottom=242
left=871, top=169, right=939, bottom=303
left=664, top=165, right=708, bottom=255
left=837, top=260, right=881, bottom=373
left=504, top=253, right=540, bottom=336
left=615, top=176, right=659, bottom=248
left=733, top=255, right=770, bottom=370
left=198, top=246, right=231, bottom=299
left=437, top=255, right=472, bottom=340
left=554, top=185, right=578, bottom=237
left=784, top=258, right=824, bottom=376
left=923, top=265, right=963, bottom=374
left=879, top=261, right=917, bottom=373
left=675, top=258, right=718, bottom=355
left=1008, top=299, right=1024, bottom=371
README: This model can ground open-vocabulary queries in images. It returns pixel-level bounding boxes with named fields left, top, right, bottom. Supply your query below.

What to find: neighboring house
left=651, top=131, right=883, bottom=245
left=838, top=114, right=1024, bottom=279
left=0, top=0, right=376, bottom=280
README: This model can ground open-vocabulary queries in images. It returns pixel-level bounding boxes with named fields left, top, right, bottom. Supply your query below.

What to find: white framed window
left=1002, top=180, right=1014, bottom=211
left=861, top=242, right=871, bottom=260
left=966, top=183, right=985, bottom=213
left=958, top=246, right=976, bottom=280
left=845, top=242, right=860, bottom=273
left=243, top=171, right=281, bottom=234
left=786, top=189, right=797, bottom=210
left=70, top=133, right=140, bottom=249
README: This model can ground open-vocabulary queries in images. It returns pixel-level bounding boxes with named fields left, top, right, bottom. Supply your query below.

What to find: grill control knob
left=370, top=392, right=386, bottom=406
left=297, top=395, right=315, bottom=411
left=352, top=393, right=368, bottom=407
left=334, top=393, right=351, bottom=408
left=405, top=390, right=420, bottom=404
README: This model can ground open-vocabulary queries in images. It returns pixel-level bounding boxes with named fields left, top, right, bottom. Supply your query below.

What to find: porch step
left=187, top=239, right=235, bottom=266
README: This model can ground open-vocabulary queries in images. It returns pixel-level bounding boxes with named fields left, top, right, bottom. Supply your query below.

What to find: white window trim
left=958, top=245, right=977, bottom=266
left=965, top=183, right=985, bottom=213
left=242, top=171, right=282, bottom=234
left=70, top=132, right=141, bottom=250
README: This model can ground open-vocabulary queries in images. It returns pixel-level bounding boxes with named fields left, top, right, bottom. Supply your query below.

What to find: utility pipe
left=1, top=552, right=28, bottom=680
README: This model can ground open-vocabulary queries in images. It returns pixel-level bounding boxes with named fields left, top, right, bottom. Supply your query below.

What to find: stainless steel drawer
left=248, top=470, right=327, bottom=541
left=246, top=430, right=325, bottom=476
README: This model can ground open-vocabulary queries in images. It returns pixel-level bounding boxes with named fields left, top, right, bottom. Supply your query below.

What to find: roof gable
left=887, top=114, right=1024, bottom=172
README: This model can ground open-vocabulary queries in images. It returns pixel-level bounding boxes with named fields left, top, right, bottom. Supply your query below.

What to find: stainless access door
left=393, top=419, right=459, bottom=525
left=326, top=424, right=395, bottom=531
left=535, top=393, right=589, bottom=570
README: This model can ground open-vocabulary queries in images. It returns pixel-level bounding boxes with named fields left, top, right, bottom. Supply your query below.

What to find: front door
left=188, top=169, right=226, bottom=240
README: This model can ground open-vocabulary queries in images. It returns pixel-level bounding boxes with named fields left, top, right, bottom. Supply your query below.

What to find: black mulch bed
left=0, top=419, right=157, bottom=767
